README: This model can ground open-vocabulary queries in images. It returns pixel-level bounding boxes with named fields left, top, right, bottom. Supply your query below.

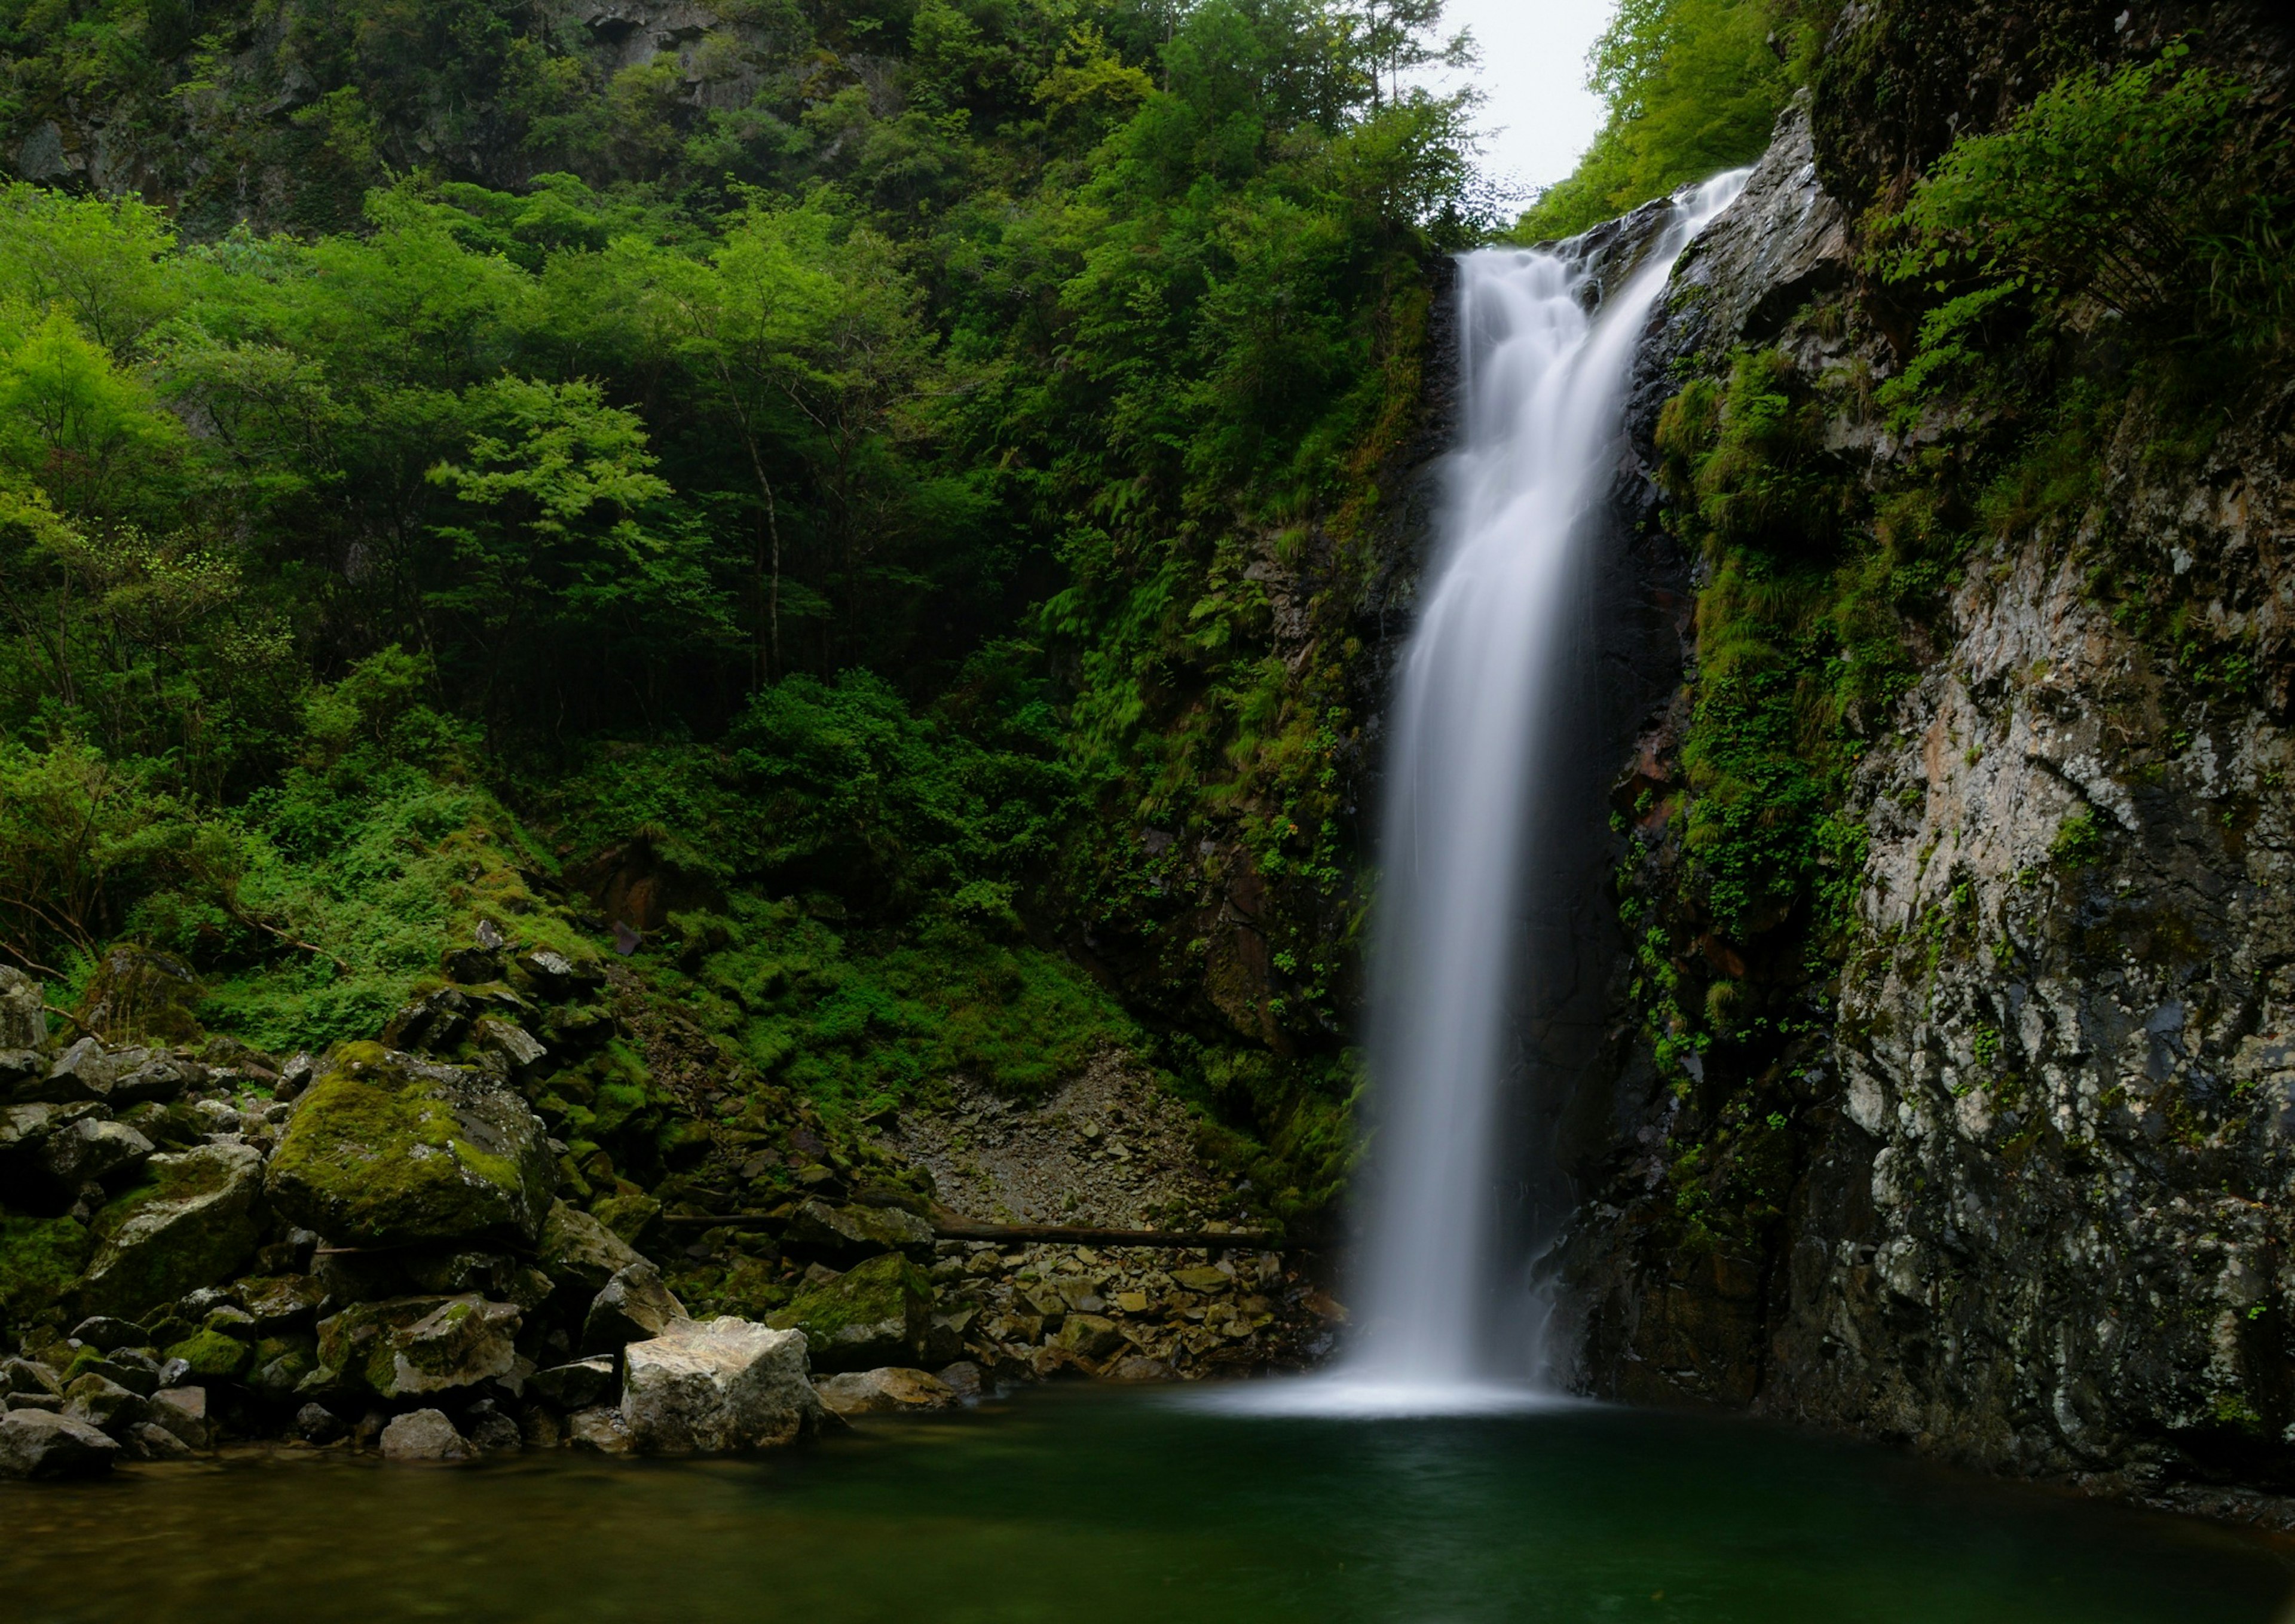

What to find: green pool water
left=3, top=1387, right=2286, bottom=1623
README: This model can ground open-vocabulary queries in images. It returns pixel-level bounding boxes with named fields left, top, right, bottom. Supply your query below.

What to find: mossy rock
left=266, top=1044, right=555, bottom=1247
left=79, top=1142, right=263, bottom=1321
left=164, top=1328, right=253, bottom=1380
left=767, top=1252, right=932, bottom=1373
left=313, top=1294, right=519, bottom=1399
left=0, top=1210, right=89, bottom=1331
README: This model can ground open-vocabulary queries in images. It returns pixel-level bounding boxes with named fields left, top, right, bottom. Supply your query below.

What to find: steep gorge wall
left=1552, top=0, right=2295, bottom=1522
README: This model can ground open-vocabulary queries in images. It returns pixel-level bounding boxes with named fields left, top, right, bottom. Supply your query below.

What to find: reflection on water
left=3, top=1387, right=2287, bottom=1624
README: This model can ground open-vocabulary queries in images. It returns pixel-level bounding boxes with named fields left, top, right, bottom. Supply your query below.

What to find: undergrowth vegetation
left=0, top=0, right=1493, bottom=1226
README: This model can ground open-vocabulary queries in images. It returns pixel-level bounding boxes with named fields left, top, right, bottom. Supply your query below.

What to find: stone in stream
left=291, top=1402, right=345, bottom=1445
left=582, top=1262, right=686, bottom=1353
left=265, top=1044, right=555, bottom=1248
left=128, top=1420, right=193, bottom=1460
left=0, top=1409, right=120, bottom=1478
left=379, top=1408, right=475, bottom=1462
left=767, top=1252, right=932, bottom=1373
left=934, top=1361, right=984, bottom=1401
left=78, top=1141, right=264, bottom=1320
left=813, top=1367, right=958, bottom=1417
left=565, top=1405, right=634, bottom=1454
left=620, top=1317, right=827, bottom=1453
left=463, top=1401, right=524, bottom=1454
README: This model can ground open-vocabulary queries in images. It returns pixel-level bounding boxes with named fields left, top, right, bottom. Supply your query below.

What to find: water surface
left=5, top=1388, right=2286, bottom=1623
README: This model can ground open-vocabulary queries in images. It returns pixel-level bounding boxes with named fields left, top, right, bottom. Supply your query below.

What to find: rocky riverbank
left=0, top=934, right=1336, bottom=1479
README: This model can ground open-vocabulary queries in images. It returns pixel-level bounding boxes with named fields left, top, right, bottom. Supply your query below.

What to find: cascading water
left=1341, top=171, right=1748, bottom=1407
left=1213, top=171, right=1749, bottom=1417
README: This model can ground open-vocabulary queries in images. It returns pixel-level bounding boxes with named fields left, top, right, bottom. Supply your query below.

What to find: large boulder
left=620, top=1317, right=826, bottom=1454
left=266, top=1044, right=554, bottom=1246
left=311, top=1294, right=521, bottom=1399
left=767, top=1252, right=933, bottom=1373
left=0, top=1408, right=118, bottom=1478
left=78, top=1142, right=263, bottom=1320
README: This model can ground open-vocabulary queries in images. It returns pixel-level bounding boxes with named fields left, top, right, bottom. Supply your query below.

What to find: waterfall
left=1205, top=173, right=1749, bottom=1418
left=1338, top=172, right=1749, bottom=1406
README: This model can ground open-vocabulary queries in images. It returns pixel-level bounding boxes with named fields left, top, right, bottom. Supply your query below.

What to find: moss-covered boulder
left=78, top=1142, right=263, bottom=1320
left=0, top=1210, right=90, bottom=1331
left=767, top=1252, right=932, bottom=1373
left=265, top=1044, right=555, bottom=1247
left=163, top=1328, right=253, bottom=1381
left=311, top=1294, right=521, bottom=1399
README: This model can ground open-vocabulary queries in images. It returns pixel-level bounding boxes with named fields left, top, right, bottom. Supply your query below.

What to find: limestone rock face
left=0, top=1409, right=118, bottom=1478
left=620, top=1316, right=827, bottom=1453
left=1553, top=35, right=2295, bottom=1515
left=266, top=1043, right=554, bottom=1246
left=767, top=1252, right=932, bottom=1373
left=78, top=1141, right=263, bottom=1320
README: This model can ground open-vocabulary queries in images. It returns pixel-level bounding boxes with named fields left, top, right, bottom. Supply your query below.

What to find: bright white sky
left=1432, top=0, right=1617, bottom=200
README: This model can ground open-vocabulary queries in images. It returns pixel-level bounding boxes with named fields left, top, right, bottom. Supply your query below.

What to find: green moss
left=0, top=1211, right=90, bottom=1332
left=165, top=1328, right=253, bottom=1380
left=767, top=1252, right=929, bottom=1342
left=265, top=1044, right=550, bottom=1245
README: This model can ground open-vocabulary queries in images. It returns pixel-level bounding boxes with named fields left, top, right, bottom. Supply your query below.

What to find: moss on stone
left=166, top=1328, right=253, bottom=1380
left=81, top=1144, right=264, bottom=1320
left=769, top=1252, right=929, bottom=1341
left=266, top=1044, right=552, bottom=1246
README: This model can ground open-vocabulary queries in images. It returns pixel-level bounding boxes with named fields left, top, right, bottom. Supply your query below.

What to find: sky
left=1432, top=0, right=1615, bottom=201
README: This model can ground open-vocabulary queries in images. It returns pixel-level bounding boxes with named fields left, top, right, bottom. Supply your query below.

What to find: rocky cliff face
left=1551, top=4, right=2295, bottom=1524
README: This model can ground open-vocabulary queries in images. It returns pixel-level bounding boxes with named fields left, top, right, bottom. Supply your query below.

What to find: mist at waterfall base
left=1204, top=171, right=1751, bottom=1419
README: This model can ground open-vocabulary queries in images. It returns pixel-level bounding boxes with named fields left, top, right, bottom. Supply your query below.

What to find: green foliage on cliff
left=1511, top=0, right=1814, bottom=242
left=0, top=0, right=1482, bottom=1215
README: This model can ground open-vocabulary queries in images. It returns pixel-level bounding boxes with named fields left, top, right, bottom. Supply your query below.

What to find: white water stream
left=1209, top=171, right=1748, bottom=1418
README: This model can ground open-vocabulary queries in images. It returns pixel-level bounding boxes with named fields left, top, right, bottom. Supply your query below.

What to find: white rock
left=620, top=1317, right=827, bottom=1453
left=379, top=1408, right=473, bottom=1462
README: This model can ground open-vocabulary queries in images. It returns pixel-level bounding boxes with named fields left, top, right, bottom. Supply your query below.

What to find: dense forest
left=0, top=0, right=1807, bottom=1227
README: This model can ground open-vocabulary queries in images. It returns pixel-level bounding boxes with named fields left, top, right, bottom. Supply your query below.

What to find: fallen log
left=656, top=1212, right=1280, bottom=1249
